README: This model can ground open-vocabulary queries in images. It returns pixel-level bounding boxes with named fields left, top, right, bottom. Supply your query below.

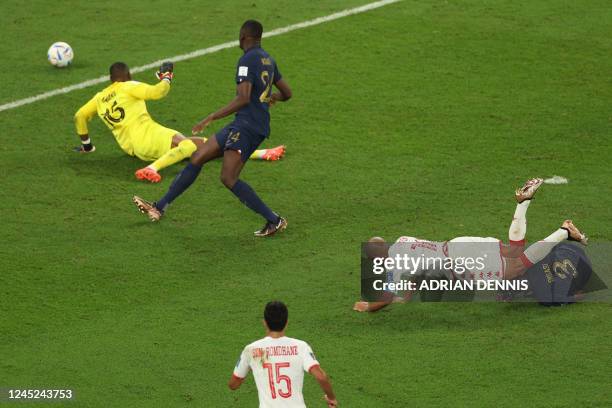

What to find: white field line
left=0, top=0, right=401, bottom=113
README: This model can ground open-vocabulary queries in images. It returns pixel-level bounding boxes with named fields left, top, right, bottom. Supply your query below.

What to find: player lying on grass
left=230, top=301, right=338, bottom=408
left=353, top=178, right=589, bottom=312
left=73, top=62, right=285, bottom=183
left=133, top=20, right=292, bottom=237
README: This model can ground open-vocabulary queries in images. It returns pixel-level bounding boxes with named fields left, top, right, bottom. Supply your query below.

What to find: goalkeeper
left=74, top=62, right=285, bottom=183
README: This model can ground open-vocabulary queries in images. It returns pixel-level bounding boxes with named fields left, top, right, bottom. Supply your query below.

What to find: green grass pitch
left=1, top=0, right=611, bottom=406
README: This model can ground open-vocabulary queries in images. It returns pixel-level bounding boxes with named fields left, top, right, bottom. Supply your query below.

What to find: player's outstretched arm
left=309, top=366, right=337, bottom=408
left=192, top=81, right=252, bottom=134
left=125, top=80, right=170, bottom=101
left=73, top=96, right=97, bottom=153
left=353, top=300, right=392, bottom=313
left=125, top=62, right=174, bottom=101
left=353, top=291, right=395, bottom=313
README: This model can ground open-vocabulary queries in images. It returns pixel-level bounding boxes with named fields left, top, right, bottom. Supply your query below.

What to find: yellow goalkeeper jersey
left=74, top=80, right=171, bottom=156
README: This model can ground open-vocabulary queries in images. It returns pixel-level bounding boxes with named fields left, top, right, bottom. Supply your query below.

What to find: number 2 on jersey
left=263, top=362, right=292, bottom=399
left=259, top=71, right=274, bottom=103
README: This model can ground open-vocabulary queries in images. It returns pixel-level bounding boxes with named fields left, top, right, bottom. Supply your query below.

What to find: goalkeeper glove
left=155, top=61, right=174, bottom=83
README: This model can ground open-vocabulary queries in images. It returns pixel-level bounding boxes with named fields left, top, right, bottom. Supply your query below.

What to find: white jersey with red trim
left=233, top=336, right=319, bottom=408
left=388, top=236, right=450, bottom=282
left=387, top=236, right=504, bottom=283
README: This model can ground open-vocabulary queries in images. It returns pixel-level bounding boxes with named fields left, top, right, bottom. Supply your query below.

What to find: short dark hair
left=109, top=62, right=129, bottom=79
left=241, top=20, right=263, bottom=39
left=264, top=301, right=288, bottom=331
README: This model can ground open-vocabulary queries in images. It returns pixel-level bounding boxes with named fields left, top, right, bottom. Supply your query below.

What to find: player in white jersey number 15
left=229, top=301, right=338, bottom=407
left=354, top=178, right=589, bottom=312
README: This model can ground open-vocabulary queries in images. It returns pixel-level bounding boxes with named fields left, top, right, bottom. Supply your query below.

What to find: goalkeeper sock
left=509, top=200, right=530, bottom=245
left=230, top=180, right=279, bottom=223
left=520, top=228, right=568, bottom=267
left=149, top=139, right=197, bottom=171
left=155, top=162, right=202, bottom=212
left=250, top=149, right=265, bottom=160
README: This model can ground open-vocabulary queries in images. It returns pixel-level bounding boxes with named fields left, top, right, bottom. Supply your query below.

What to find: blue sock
left=230, top=180, right=279, bottom=223
left=156, top=162, right=202, bottom=211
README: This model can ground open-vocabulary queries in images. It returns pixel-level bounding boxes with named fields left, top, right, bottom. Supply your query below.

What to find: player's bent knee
left=190, top=144, right=216, bottom=165
left=220, top=172, right=237, bottom=189
left=190, top=135, right=222, bottom=165
left=190, top=150, right=205, bottom=165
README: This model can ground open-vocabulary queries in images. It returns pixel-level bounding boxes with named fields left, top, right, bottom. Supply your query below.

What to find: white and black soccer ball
left=47, top=42, right=73, bottom=68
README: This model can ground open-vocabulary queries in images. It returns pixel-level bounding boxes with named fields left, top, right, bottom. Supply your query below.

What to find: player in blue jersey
left=132, top=20, right=292, bottom=237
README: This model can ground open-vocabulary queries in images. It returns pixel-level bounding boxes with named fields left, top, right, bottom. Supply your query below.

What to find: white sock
left=509, top=200, right=530, bottom=243
left=521, top=228, right=568, bottom=266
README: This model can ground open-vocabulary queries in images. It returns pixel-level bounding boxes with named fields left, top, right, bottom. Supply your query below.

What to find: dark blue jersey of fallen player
left=526, top=243, right=594, bottom=305
left=234, top=46, right=281, bottom=137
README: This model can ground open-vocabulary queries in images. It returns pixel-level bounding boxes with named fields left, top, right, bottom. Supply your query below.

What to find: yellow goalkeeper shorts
left=131, top=120, right=178, bottom=161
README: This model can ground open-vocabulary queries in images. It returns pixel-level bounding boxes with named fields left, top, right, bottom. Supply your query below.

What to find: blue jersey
left=234, top=46, right=281, bottom=137
left=526, top=243, right=594, bottom=305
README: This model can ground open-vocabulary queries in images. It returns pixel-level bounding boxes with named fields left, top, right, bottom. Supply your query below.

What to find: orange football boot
left=135, top=167, right=162, bottom=183
left=261, top=145, right=286, bottom=161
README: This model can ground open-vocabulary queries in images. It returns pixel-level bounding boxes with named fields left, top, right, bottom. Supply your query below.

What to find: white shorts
left=447, top=237, right=505, bottom=281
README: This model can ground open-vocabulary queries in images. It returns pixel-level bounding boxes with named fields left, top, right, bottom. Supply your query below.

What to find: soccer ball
left=47, top=42, right=73, bottom=67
